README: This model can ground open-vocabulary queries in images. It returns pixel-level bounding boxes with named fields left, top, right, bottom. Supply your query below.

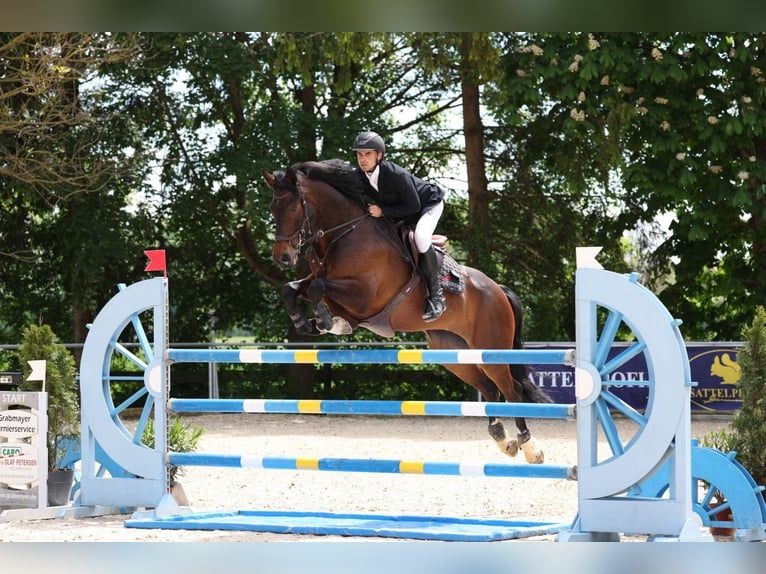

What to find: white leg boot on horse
left=420, top=246, right=446, bottom=322
left=520, top=436, right=545, bottom=464
left=488, top=419, right=545, bottom=463
left=489, top=418, right=520, bottom=457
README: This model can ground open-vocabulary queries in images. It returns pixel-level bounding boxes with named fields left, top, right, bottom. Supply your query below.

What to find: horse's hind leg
left=427, top=330, right=523, bottom=458
left=511, top=367, right=551, bottom=464
left=437, top=361, right=521, bottom=457
left=475, top=363, right=546, bottom=464
left=513, top=417, right=543, bottom=464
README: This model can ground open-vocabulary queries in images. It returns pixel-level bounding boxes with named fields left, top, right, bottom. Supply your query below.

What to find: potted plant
left=17, top=324, right=80, bottom=506
left=142, top=415, right=205, bottom=506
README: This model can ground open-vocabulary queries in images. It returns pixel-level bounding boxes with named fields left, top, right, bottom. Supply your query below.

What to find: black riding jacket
left=357, top=160, right=445, bottom=225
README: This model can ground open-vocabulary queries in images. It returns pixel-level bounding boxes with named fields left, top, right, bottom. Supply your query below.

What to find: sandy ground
left=0, top=413, right=734, bottom=542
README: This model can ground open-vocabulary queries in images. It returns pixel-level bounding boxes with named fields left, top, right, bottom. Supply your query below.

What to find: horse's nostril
left=278, top=253, right=293, bottom=268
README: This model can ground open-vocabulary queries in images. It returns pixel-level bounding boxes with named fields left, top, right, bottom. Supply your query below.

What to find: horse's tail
left=500, top=285, right=553, bottom=405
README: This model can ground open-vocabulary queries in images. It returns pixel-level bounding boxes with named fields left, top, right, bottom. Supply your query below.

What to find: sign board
left=0, top=372, right=22, bottom=386
left=528, top=343, right=743, bottom=413
left=0, top=392, right=45, bottom=509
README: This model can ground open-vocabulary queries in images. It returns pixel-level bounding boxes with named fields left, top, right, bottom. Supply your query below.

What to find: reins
left=273, top=187, right=370, bottom=263
left=313, top=213, right=369, bottom=241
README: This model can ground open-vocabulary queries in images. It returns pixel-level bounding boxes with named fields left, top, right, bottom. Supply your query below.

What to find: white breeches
left=414, top=201, right=444, bottom=253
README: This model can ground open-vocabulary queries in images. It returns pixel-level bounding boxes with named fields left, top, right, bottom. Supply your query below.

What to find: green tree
left=454, top=33, right=623, bottom=340
left=728, top=306, right=766, bottom=487
left=502, top=32, right=766, bottom=339
left=0, top=33, right=158, bottom=348
left=108, top=33, right=461, bottom=336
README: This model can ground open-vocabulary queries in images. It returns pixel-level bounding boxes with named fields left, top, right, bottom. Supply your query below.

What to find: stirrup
left=422, top=298, right=445, bottom=322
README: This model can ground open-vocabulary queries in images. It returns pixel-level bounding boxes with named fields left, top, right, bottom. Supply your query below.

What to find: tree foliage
left=0, top=33, right=136, bottom=194
left=728, top=306, right=766, bottom=486
left=2, top=33, right=765, bottom=401
left=0, top=32, right=157, bottom=346
left=503, top=32, right=766, bottom=339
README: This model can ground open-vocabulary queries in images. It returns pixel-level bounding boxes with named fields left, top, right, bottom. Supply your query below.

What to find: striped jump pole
left=166, top=347, right=576, bottom=366
left=168, top=452, right=577, bottom=481
left=168, top=398, right=576, bottom=420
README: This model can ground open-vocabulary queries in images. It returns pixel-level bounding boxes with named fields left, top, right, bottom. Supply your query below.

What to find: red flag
left=144, top=249, right=167, bottom=275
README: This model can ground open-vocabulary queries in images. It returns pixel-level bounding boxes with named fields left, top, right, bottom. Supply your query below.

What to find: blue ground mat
left=125, top=509, right=570, bottom=541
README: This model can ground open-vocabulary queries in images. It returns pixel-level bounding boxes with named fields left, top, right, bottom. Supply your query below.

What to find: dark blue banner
left=527, top=343, right=742, bottom=413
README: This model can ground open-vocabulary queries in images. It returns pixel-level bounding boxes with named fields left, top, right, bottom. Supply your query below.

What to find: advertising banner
left=527, top=343, right=742, bottom=413
left=0, top=392, right=43, bottom=508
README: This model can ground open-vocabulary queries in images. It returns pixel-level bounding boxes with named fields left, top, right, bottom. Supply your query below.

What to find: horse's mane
left=292, top=159, right=369, bottom=210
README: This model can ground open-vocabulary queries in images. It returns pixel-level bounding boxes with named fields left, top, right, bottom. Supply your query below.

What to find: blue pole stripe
left=167, top=452, right=574, bottom=480
left=167, top=398, right=575, bottom=420
left=166, top=348, right=575, bottom=365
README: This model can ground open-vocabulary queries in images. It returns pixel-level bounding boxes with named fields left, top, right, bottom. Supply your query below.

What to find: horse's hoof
left=498, top=438, right=519, bottom=457
left=521, top=439, right=544, bottom=464
left=527, top=451, right=544, bottom=464
left=295, top=324, right=313, bottom=335
left=298, top=321, right=321, bottom=336
left=329, top=317, right=353, bottom=335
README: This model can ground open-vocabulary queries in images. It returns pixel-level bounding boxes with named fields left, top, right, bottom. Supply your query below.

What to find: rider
left=352, top=130, right=447, bottom=322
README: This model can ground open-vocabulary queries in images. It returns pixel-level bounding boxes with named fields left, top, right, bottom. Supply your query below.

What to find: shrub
left=142, top=416, right=205, bottom=485
left=726, top=305, right=766, bottom=487
left=18, top=324, right=79, bottom=471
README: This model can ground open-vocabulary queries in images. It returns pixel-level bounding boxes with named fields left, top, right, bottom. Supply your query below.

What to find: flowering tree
left=501, top=33, right=766, bottom=339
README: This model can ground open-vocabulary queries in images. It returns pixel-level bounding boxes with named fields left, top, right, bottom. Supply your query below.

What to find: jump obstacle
left=72, top=247, right=766, bottom=541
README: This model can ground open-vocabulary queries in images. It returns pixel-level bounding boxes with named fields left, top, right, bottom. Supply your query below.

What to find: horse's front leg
left=306, top=279, right=353, bottom=335
left=281, top=279, right=320, bottom=335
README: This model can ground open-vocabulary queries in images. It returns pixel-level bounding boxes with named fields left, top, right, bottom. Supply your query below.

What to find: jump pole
left=168, top=398, right=575, bottom=419
left=76, top=247, right=712, bottom=541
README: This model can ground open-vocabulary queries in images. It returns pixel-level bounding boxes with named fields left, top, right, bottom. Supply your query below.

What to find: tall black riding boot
left=420, top=246, right=446, bottom=322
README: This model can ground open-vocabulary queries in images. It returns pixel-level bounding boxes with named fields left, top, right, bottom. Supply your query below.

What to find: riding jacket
left=357, top=160, right=445, bottom=224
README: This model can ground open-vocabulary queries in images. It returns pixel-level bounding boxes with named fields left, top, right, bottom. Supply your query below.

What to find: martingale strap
left=358, top=274, right=421, bottom=338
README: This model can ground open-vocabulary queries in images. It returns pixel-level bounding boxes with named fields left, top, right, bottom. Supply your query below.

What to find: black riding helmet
left=352, top=131, right=386, bottom=154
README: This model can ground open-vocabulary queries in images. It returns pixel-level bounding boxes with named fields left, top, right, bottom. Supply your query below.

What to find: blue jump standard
left=125, top=509, right=570, bottom=542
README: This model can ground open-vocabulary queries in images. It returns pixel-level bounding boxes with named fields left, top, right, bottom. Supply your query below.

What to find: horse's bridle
left=273, top=190, right=311, bottom=250
left=273, top=188, right=369, bottom=258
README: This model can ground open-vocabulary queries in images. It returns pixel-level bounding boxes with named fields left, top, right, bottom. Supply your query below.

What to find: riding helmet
left=352, top=131, right=386, bottom=154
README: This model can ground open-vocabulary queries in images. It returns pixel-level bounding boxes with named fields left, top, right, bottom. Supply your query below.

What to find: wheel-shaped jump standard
left=78, top=277, right=167, bottom=508
left=636, top=444, right=766, bottom=541
left=566, top=257, right=697, bottom=539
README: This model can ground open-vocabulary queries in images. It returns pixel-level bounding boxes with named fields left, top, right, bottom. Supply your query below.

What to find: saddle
left=400, top=227, right=465, bottom=295
left=358, top=225, right=465, bottom=338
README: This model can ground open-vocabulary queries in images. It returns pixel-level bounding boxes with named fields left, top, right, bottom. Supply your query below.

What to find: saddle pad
left=440, top=254, right=465, bottom=294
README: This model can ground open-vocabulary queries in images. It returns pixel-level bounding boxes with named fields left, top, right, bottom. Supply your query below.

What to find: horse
left=262, top=159, right=552, bottom=463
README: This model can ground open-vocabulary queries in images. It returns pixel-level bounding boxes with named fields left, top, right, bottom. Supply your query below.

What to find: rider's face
left=356, top=150, right=382, bottom=173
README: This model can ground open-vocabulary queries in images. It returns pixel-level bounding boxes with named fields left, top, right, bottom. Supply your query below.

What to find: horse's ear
left=284, top=167, right=298, bottom=185
left=262, top=170, right=276, bottom=189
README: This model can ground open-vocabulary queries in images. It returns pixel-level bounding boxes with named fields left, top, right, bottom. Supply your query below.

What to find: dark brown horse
left=263, top=159, right=552, bottom=463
